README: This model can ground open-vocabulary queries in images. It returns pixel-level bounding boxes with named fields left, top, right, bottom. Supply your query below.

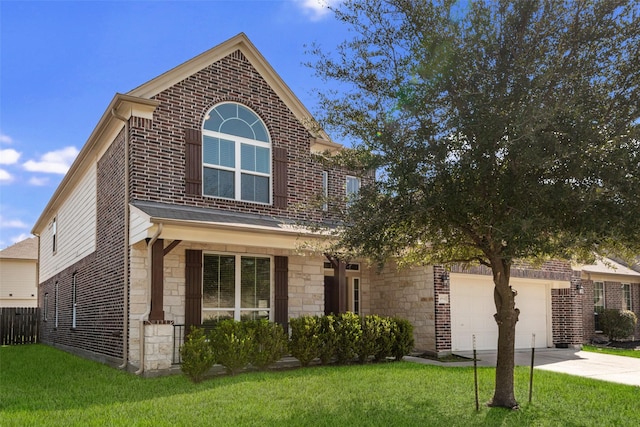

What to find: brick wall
left=581, top=278, right=640, bottom=341
left=128, top=49, right=355, bottom=223
left=551, top=273, right=583, bottom=346
left=39, top=129, right=127, bottom=363
left=433, top=266, right=451, bottom=353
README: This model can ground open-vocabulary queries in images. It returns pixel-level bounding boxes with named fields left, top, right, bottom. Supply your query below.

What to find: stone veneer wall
left=128, top=241, right=367, bottom=369
left=368, top=263, right=435, bottom=353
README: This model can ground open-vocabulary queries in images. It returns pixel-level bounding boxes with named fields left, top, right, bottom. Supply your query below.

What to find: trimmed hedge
left=180, top=314, right=415, bottom=382
left=599, top=309, right=638, bottom=342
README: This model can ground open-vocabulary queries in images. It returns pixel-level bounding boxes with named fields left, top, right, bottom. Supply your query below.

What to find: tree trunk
left=488, top=258, right=520, bottom=409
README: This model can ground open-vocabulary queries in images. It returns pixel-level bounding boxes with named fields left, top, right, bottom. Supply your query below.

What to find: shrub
left=599, top=309, right=638, bottom=342
left=209, top=319, right=253, bottom=375
left=334, top=312, right=362, bottom=364
left=373, top=316, right=395, bottom=362
left=318, top=314, right=338, bottom=365
left=180, top=326, right=216, bottom=383
left=289, top=315, right=321, bottom=367
left=245, top=319, right=288, bottom=370
left=391, top=317, right=414, bottom=361
left=357, top=315, right=384, bottom=363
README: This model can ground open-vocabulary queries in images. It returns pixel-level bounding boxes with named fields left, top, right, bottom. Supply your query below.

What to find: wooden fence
left=0, top=307, right=40, bottom=345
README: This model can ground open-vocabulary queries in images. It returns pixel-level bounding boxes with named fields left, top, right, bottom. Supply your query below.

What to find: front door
left=324, top=276, right=339, bottom=315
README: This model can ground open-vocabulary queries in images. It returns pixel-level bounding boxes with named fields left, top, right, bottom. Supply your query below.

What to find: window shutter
left=185, top=129, right=202, bottom=195
left=273, top=147, right=288, bottom=208
left=274, top=256, right=289, bottom=332
left=185, top=249, right=203, bottom=332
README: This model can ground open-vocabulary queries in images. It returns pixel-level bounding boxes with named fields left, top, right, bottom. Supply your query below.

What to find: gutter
left=135, top=223, right=163, bottom=376
left=111, top=108, right=130, bottom=370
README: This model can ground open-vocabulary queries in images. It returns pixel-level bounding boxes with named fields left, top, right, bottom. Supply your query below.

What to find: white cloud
left=0, top=216, right=29, bottom=229
left=0, top=169, right=13, bottom=183
left=28, top=176, right=50, bottom=186
left=10, top=233, right=33, bottom=245
left=0, top=148, right=21, bottom=165
left=0, top=134, right=13, bottom=144
left=296, top=0, right=342, bottom=21
left=23, top=146, right=79, bottom=174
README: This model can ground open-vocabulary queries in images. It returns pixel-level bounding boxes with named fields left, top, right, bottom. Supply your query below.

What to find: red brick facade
left=39, top=130, right=127, bottom=362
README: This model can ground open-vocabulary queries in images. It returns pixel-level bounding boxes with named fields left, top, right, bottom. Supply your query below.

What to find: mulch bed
left=607, top=340, right=640, bottom=350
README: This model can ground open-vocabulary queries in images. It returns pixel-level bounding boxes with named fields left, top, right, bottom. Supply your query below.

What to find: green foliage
left=334, top=312, right=362, bottom=364
left=373, top=316, right=395, bottom=361
left=391, top=317, right=415, bottom=361
left=599, top=309, right=638, bottom=342
left=209, top=319, right=252, bottom=375
left=244, top=319, right=288, bottom=370
left=179, top=326, right=216, bottom=383
left=357, top=315, right=385, bottom=363
left=288, top=315, right=321, bottom=366
left=318, top=314, right=338, bottom=364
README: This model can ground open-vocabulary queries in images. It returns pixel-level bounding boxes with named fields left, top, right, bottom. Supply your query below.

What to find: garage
left=449, top=274, right=552, bottom=351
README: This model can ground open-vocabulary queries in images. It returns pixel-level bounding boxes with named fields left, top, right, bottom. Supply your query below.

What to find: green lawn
left=582, top=344, right=640, bottom=359
left=1, top=345, right=638, bottom=426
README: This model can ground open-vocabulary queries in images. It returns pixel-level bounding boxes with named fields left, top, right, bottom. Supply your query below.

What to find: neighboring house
left=31, top=33, right=637, bottom=374
left=0, top=237, right=38, bottom=308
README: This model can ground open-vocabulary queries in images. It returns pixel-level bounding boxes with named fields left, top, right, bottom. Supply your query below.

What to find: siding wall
left=0, top=259, right=38, bottom=307
left=39, top=163, right=97, bottom=282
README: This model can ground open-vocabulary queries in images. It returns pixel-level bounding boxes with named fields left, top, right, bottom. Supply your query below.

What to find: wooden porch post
left=149, top=239, right=164, bottom=321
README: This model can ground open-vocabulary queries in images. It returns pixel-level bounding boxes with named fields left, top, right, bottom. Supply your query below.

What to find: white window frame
left=322, top=171, right=328, bottom=211
left=43, top=293, right=49, bottom=322
left=54, top=281, right=59, bottom=328
left=346, top=175, right=361, bottom=206
left=622, top=283, right=632, bottom=311
left=71, top=273, right=77, bottom=329
left=52, top=217, right=57, bottom=254
left=352, top=277, right=360, bottom=315
left=594, top=281, right=605, bottom=332
left=202, top=253, right=274, bottom=322
left=202, top=103, right=272, bottom=204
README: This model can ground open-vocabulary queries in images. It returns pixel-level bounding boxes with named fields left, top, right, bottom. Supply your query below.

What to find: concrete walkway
left=404, top=348, right=640, bottom=387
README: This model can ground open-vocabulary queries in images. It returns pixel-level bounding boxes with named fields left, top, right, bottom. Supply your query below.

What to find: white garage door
left=450, top=274, right=550, bottom=351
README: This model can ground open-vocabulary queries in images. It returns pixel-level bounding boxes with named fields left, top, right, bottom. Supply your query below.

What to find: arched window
left=202, top=103, right=271, bottom=203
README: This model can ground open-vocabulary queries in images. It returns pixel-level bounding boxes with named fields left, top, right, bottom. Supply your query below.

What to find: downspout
left=111, top=108, right=131, bottom=370
left=136, top=223, right=163, bottom=375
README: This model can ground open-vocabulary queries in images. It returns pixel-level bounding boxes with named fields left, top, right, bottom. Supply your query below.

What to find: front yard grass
left=583, top=344, right=640, bottom=359
left=2, top=344, right=638, bottom=426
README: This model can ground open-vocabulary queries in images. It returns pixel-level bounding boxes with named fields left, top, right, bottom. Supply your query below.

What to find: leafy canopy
left=310, top=0, right=640, bottom=268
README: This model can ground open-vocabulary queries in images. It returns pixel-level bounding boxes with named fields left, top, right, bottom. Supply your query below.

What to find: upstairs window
left=346, top=175, right=361, bottom=207
left=52, top=217, right=57, bottom=253
left=202, top=103, right=271, bottom=204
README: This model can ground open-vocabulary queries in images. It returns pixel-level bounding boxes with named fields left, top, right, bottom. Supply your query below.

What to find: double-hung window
left=202, top=103, right=271, bottom=203
left=594, top=281, right=605, bottom=332
left=202, top=254, right=271, bottom=322
left=622, top=283, right=632, bottom=311
left=346, top=175, right=360, bottom=207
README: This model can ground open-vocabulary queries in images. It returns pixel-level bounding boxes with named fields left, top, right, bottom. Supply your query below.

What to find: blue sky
left=0, top=0, right=348, bottom=248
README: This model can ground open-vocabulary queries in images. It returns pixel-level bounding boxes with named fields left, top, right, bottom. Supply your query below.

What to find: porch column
left=149, top=238, right=164, bottom=321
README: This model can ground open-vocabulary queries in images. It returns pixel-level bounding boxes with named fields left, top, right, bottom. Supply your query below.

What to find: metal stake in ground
left=529, top=333, right=536, bottom=403
left=473, top=334, right=479, bottom=411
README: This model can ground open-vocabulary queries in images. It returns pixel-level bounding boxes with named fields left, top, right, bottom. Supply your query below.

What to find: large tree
left=310, top=0, right=640, bottom=408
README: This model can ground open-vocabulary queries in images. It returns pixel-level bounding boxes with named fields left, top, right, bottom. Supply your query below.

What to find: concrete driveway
left=405, top=348, right=640, bottom=387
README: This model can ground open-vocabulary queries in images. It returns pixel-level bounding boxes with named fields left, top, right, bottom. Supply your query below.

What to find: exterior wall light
left=576, top=284, right=585, bottom=295
left=441, top=271, right=450, bottom=287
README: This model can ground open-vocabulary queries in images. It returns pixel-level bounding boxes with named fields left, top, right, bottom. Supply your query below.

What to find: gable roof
left=577, top=257, right=640, bottom=278
left=32, top=33, right=338, bottom=235
left=128, top=32, right=331, bottom=142
left=0, top=237, right=38, bottom=260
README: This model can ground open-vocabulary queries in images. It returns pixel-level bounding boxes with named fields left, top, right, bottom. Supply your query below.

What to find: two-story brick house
left=32, top=34, right=638, bottom=375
